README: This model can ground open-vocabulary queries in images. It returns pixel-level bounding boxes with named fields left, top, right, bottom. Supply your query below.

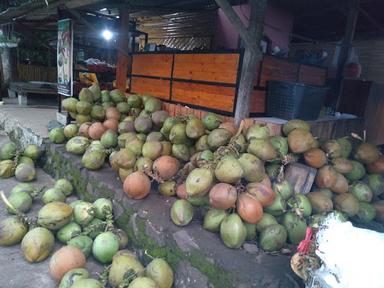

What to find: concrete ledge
left=41, top=143, right=300, bottom=288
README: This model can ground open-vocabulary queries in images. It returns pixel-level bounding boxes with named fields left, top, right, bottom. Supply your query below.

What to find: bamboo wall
left=17, top=64, right=57, bottom=83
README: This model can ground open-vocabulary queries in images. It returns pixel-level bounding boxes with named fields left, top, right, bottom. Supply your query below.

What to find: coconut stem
left=118, top=269, right=138, bottom=288
left=0, top=190, right=34, bottom=226
left=98, top=265, right=111, bottom=287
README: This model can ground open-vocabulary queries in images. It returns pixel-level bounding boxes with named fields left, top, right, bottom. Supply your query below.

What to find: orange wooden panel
left=172, top=81, right=236, bottom=113
left=116, top=54, right=131, bottom=92
left=260, top=56, right=298, bottom=87
left=130, top=77, right=170, bottom=100
left=298, top=65, right=326, bottom=86
left=250, top=90, right=266, bottom=113
left=132, top=54, right=173, bottom=78
left=173, top=53, right=240, bottom=84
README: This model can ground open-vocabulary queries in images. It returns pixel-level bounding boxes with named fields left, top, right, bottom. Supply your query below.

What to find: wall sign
left=57, top=19, right=73, bottom=96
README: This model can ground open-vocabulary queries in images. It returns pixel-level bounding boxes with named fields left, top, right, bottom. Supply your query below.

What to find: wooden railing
left=17, top=64, right=57, bottom=83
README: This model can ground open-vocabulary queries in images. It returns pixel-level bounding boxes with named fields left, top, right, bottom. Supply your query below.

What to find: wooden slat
left=173, top=53, right=240, bottom=84
left=132, top=54, right=173, bottom=78
left=298, top=65, right=327, bottom=86
left=250, top=89, right=266, bottom=113
left=172, top=81, right=236, bottom=112
left=130, top=76, right=170, bottom=100
left=17, top=64, right=56, bottom=82
left=259, top=56, right=298, bottom=87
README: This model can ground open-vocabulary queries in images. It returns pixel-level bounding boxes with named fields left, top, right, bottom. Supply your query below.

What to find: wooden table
left=9, top=81, right=57, bottom=106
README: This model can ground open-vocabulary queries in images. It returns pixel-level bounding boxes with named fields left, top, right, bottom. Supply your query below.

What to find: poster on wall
left=57, top=19, right=73, bottom=96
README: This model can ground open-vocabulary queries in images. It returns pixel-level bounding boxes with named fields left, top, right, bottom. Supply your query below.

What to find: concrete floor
left=0, top=135, right=102, bottom=288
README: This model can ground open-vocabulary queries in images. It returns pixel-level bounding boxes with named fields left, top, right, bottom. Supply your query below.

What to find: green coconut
left=118, top=132, right=136, bottom=148
left=128, top=277, right=158, bottom=288
left=142, top=141, right=162, bottom=160
left=62, top=97, right=78, bottom=113
left=134, top=116, right=153, bottom=134
left=270, top=136, right=288, bottom=157
left=170, top=199, right=194, bottom=226
left=186, top=168, right=214, bottom=197
left=207, top=128, right=232, bottom=150
left=0, top=160, right=14, bottom=178
left=247, top=138, right=278, bottom=161
left=49, top=127, right=66, bottom=144
left=281, top=212, right=307, bottom=245
left=151, top=110, right=169, bottom=128
left=57, top=222, right=82, bottom=243
left=353, top=202, right=376, bottom=224
left=79, top=88, right=94, bottom=103
left=203, top=209, right=228, bottom=232
left=101, top=90, right=111, bottom=102
left=172, top=144, right=190, bottom=161
left=337, top=137, right=353, bottom=158
left=259, top=224, right=287, bottom=252
left=93, top=198, right=113, bottom=220
left=76, top=114, right=92, bottom=125
left=37, top=202, right=73, bottom=230
left=55, top=179, right=73, bottom=196
left=22, top=144, right=40, bottom=161
left=220, top=213, right=246, bottom=249
left=88, top=83, right=101, bottom=101
left=116, top=102, right=130, bottom=114
left=282, top=119, right=310, bottom=135
left=126, top=137, right=143, bottom=157
left=110, top=89, right=126, bottom=103
left=195, top=135, right=209, bottom=151
left=15, top=163, right=36, bottom=182
left=66, top=136, right=90, bottom=155
left=74, top=202, right=95, bottom=226
left=287, top=128, right=315, bottom=153
left=7, top=191, right=33, bottom=214
left=202, top=113, right=221, bottom=130
left=100, top=130, right=118, bottom=148
left=145, top=97, right=162, bottom=112
left=273, top=180, right=293, bottom=200
left=187, top=195, right=210, bottom=206
left=145, top=258, right=174, bottom=288
left=42, top=188, right=66, bottom=204
left=287, top=194, right=312, bottom=217
left=264, top=194, right=286, bottom=216
left=90, top=105, right=106, bottom=121
left=368, top=174, right=384, bottom=196
left=70, top=279, right=103, bottom=288
left=244, top=223, right=257, bottom=241
left=322, top=140, right=342, bottom=159
left=118, top=120, right=135, bottom=134
left=0, top=216, right=28, bottom=246
left=114, top=229, right=129, bottom=250
left=214, top=156, right=243, bottom=184
left=355, top=142, right=380, bottom=165
left=59, top=268, right=90, bottom=288
left=63, top=124, right=79, bottom=139
left=146, top=131, right=164, bottom=142
left=265, top=163, right=281, bottom=180
left=137, top=133, right=147, bottom=142
left=246, top=123, right=270, bottom=141
left=76, top=101, right=92, bottom=115
left=159, top=181, right=177, bottom=197
left=333, top=193, right=359, bottom=217
left=134, top=157, right=153, bottom=172
left=115, top=149, right=136, bottom=169
left=309, top=214, right=326, bottom=228
left=84, top=218, right=105, bottom=239
left=68, top=235, right=93, bottom=257
left=255, top=213, right=278, bottom=231
left=92, top=231, right=120, bottom=263
left=18, top=156, right=34, bottom=166
left=102, top=102, right=114, bottom=108
left=169, top=123, right=187, bottom=144
left=0, top=141, right=17, bottom=160
left=306, top=192, right=333, bottom=214
left=332, top=157, right=353, bottom=174
left=160, top=117, right=179, bottom=136
left=21, top=227, right=55, bottom=262
left=139, top=109, right=152, bottom=119
left=349, top=182, right=373, bottom=202
left=238, top=153, right=265, bottom=182
left=82, top=149, right=106, bottom=170
left=108, top=250, right=144, bottom=287
left=10, top=183, right=35, bottom=195
left=127, top=94, right=143, bottom=108
left=315, top=188, right=333, bottom=199
left=345, top=160, right=366, bottom=181
left=186, top=118, right=205, bottom=139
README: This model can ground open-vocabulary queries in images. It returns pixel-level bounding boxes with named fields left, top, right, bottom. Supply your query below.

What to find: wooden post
left=0, top=48, right=13, bottom=89
left=335, top=0, right=359, bottom=110
left=215, top=0, right=267, bottom=124
left=115, top=8, right=131, bottom=92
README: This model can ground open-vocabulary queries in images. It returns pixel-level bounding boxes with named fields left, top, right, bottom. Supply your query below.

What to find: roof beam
left=358, top=6, right=384, bottom=33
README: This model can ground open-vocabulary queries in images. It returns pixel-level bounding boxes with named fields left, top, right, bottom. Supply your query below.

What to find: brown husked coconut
left=287, top=129, right=315, bottom=153
left=88, top=122, right=107, bottom=140
left=330, top=173, right=349, bottom=194
left=315, top=165, right=338, bottom=188
left=153, top=156, right=180, bottom=181
left=123, top=172, right=151, bottom=200
left=304, top=148, right=327, bottom=168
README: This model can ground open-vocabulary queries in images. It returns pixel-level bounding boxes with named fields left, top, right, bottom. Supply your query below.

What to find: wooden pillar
left=215, top=0, right=267, bottom=124
left=0, top=48, right=13, bottom=88
left=115, top=8, right=131, bottom=92
left=335, top=0, right=359, bottom=109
